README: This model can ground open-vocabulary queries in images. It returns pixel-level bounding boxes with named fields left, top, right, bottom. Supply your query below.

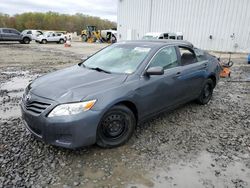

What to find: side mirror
left=146, top=66, right=164, bottom=76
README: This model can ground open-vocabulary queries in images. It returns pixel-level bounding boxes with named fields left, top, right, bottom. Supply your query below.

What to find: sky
left=0, top=0, right=118, bottom=21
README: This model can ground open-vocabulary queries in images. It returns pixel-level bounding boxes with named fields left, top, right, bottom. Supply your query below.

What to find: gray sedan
left=21, top=40, right=221, bottom=149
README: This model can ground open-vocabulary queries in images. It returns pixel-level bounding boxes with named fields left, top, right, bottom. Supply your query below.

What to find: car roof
left=119, top=40, right=194, bottom=48
left=0, top=28, right=18, bottom=30
left=144, top=32, right=163, bottom=36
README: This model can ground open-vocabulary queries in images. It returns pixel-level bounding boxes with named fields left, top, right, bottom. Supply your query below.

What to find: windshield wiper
left=89, top=67, right=111, bottom=74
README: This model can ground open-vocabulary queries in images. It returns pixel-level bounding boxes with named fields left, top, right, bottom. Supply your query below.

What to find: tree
left=0, top=12, right=117, bottom=34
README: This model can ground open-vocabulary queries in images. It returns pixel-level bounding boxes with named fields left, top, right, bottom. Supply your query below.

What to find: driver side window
left=149, top=47, right=178, bottom=70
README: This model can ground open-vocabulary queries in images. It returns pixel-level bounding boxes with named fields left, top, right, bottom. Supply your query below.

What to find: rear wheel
left=59, top=39, right=64, bottom=44
left=197, top=79, right=214, bottom=105
left=96, top=105, right=136, bottom=148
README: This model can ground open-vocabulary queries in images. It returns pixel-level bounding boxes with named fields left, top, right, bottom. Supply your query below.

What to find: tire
left=22, top=37, right=30, bottom=44
left=111, top=34, right=117, bottom=43
left=196, top=79, right=214, bottom=105
left=92, top=37, right=97, bottom=43
left=41, top=39, right=47, bottom=44
left=81, top=34, right=87, bottom=42
left=96, top=105, right=136, bottom=148
left=59, top=39, right=64, bottom=44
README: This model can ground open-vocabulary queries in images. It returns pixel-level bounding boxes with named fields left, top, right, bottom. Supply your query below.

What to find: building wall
left=117, top=0, right=250, bottom=53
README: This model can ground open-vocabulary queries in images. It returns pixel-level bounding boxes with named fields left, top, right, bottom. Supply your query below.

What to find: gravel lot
left=0, top=42, right=249, bottom=188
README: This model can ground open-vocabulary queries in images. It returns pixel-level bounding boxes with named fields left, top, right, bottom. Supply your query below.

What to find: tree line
left=0, top=12, right=117, bottom=34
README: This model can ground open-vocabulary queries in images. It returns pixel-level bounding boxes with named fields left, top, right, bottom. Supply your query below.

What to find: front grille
left=23, top=100, right=51, bottom=115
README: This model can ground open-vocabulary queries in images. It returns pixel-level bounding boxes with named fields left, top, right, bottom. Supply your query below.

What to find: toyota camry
left=21, top=40, right=221, bottom=149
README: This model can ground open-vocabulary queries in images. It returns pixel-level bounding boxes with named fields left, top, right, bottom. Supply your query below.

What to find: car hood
left=30, top=65, right=127, bottom=102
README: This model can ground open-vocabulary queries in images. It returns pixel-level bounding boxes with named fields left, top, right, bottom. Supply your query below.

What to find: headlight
left=48, top=100, right=96, bottom=117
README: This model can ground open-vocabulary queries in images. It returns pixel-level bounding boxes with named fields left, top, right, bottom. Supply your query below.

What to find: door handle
left=198, top=63, right=208, bottom=70
left=173, top=72, right=181, bottom=78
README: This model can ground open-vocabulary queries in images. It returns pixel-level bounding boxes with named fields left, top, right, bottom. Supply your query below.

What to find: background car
left=21, top=29, right=43, bottom=40
left=35, top=31, right=65, bottom=44
left=21, top=40, right=221, bottom=149
left=142, top=32, right=183, bottom=40
left=0, top=28, right=32, bottom=44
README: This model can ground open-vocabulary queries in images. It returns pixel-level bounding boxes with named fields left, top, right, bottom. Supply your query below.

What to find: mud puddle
left=129, top=152, right=250, bottom=188
left=0, top=71, right=38, bottom=119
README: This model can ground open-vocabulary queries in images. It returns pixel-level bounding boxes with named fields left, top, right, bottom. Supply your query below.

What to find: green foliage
left=0, top=12, right=116, bottom=34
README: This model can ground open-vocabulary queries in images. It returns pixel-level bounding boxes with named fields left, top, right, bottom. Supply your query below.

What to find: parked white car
left=21, top=30, right=43, bottom=40
left=35, top=32, right=65, bottom=44
left=142, top=32, right=183, bottom=40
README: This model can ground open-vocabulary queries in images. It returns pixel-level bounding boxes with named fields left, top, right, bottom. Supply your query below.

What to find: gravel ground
left=0, top=42, right=249, bottom=188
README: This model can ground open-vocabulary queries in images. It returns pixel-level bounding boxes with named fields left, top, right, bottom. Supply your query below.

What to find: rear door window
left=194, top=48, right=208, bottom=61
left=178, top=47, right=198, bottom=66
left=2, top=29, right=11, bottom=33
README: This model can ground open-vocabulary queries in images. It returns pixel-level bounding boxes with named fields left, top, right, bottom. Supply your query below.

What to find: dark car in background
left=21, top=40, right=221, bottom=149
left=0, top=28, right=32, bottom=44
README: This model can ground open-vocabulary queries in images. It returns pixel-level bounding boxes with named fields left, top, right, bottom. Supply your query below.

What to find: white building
left=117, top=0, right=250, bottom=53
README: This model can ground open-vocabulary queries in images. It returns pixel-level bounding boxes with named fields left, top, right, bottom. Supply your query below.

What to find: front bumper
left=20, top=95, right=102, bottom=149
left=35, top=39, right=42, bottom=43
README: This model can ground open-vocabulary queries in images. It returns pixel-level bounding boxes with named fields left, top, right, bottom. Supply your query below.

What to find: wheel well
left=116, top=101, right=138, bottom=122
left=23, top=37, right=30, bottom=40
left=208, top=75, right=216, bottom=88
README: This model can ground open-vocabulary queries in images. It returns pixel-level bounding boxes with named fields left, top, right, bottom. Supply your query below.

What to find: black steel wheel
left=96, top=105, right=136, bottom=148
left=197, top=79, right=214, bottom=105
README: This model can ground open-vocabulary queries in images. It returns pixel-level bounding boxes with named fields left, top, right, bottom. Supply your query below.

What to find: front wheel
left=196, top=79, right=214, bottom=105
left=41, top=39, right=47, bottom=44
left=22, top=37, right=30, bottom=44
left=96, top=105, right=136, bottom=148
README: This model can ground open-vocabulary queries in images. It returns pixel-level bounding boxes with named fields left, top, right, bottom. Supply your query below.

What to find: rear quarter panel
left=206, top=53, right=221, bottom=86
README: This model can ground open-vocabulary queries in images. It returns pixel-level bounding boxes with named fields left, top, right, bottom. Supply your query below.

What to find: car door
left=2, top=29, right=13, bottom=40
left=51, top=33, right=58, bottom=42
left=135, top=46, right=184, bottom=117
left=176, top=46, right=208, bottom=101
left=46, top=33, right=53, bottom=42
left=10, top=29, right=22, bottom=40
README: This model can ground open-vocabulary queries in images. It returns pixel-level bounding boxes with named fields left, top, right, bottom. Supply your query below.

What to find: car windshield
left=21, top=30, right=27, bottom=34
left=83, top=44, right=152, bottom=74
left=142, top=35, right=158, bottom=40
